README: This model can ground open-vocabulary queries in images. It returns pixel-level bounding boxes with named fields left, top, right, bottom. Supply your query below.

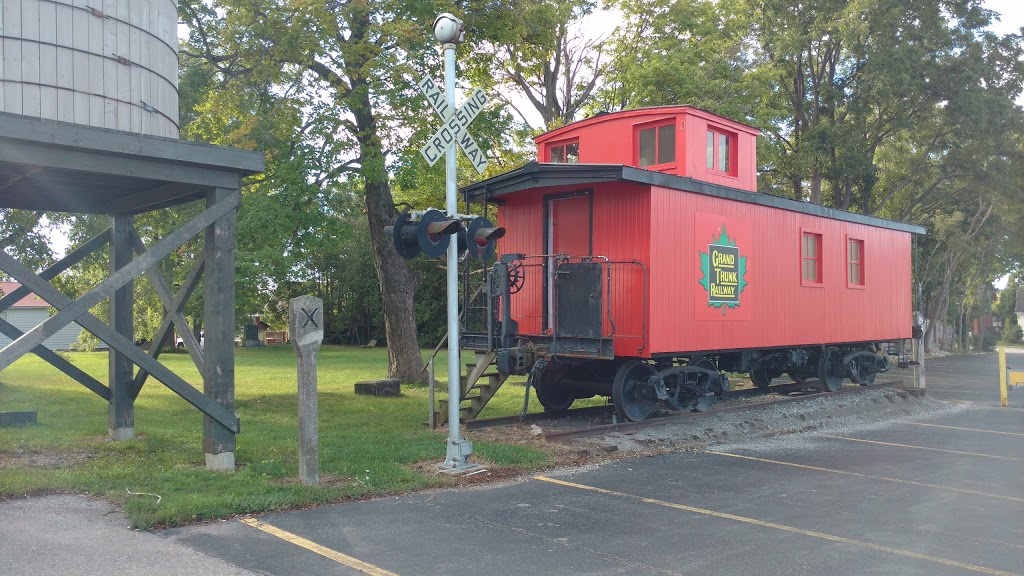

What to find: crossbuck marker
left=419, top=77, right=489, bottom=173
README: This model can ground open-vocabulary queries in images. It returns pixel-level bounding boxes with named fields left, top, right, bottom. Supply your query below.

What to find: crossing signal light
left=384, top=209, right=461, bottom=260
left=465, top=217, right=505, bottom=261
left=385, top=212, right=420, bottom=259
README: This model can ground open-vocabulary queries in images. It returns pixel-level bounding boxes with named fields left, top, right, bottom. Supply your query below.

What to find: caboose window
left=802, top=232, right=822, bottom=285
left=549, top=140, right=579, bottom=163
left=638, top=123, right=675, bottom=168
left=707, top=128, right=736, bottom=175
left=848, top=238, right=864, bottom=287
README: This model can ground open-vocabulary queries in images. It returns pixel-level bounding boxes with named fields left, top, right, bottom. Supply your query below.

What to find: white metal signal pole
left=434, top=13, right=476, bottom=471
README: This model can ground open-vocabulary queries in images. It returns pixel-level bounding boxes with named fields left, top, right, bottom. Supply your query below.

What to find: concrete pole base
left=437, top=437, right=485, bottom=475
left=435, top=461, right=486, bottom=476
left=205, top=452, right=235, bottom=472
left=108, top=427, right=135, bottom=441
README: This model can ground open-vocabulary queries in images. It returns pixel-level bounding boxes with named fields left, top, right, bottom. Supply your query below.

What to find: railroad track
left=465, top=378, right=911, bottom=442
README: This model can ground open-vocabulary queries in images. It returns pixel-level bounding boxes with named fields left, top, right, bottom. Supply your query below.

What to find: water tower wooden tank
left=0, top=0, right=179, bottom=137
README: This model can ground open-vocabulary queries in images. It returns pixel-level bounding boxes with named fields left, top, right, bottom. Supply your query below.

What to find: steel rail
left=543, top=380, right=910, bottom=442
left=465, top=379, right=836, bottom=430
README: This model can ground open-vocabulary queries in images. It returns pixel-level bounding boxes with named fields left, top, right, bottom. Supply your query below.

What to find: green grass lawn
left=0, top=345, right=555, bottom=529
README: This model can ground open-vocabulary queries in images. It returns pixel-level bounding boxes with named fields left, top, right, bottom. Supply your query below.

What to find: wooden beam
left=0, top=229, right=111, bottom=314
left=0, top=318, right=110, bottom=401
left=115, top=182, right=208, bottom=215
left=108, top=215, right=135, bottom=438
left=129, top=228, right=205, bottom=370
left=0, top=166, right=43, bottom=192
left=0, top=253, right=238, bottom=432
left=131, top=253, right=206, bottom=399
left=0, top=112, right=265, bottom=174
left=0, top=144, right=244, bottom=191
left=203, top=188, right=239, bottom=461
left=0, top=190, right=240, bottom=367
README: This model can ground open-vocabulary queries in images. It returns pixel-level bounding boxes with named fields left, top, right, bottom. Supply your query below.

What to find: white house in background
left=0, top=281, right=90, bottom=351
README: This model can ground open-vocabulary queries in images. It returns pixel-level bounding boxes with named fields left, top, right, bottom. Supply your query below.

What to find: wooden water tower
left=0, top=0, right=263, bottom=471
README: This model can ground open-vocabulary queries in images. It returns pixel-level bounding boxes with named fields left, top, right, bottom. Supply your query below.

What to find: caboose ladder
left=435, top=350, right=509, bottom=426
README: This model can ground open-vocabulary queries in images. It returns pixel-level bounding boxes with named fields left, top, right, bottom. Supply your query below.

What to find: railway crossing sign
left=419, top=76, right=489, bottom=174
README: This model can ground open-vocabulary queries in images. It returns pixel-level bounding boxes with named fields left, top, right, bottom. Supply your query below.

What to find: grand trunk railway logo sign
left=699, top=227, right=748, bottom=313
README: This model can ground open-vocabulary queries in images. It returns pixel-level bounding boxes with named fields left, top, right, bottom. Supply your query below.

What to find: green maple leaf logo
left=698, top=226, right=748, bottom=314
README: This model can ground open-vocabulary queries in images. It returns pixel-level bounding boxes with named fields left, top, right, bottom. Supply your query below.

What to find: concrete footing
left=205, top=452, right=235, bottom=472
left=0, top=411, right=37, bottom=427
left=108, top=426, right=135, bottom=441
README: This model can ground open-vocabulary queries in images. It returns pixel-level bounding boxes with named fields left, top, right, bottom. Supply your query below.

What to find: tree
left=0, top=210, right=53, bottom=276
left=180, top=0, right=482, bottom=383
left=995, top=278, right=1022, bottom=343
left=464, top=0, right=609, bottom=130
left=597, top=0, right=763, bottom=123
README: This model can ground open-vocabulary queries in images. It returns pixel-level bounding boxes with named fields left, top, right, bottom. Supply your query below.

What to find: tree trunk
left=364, top=179, right=426, bottom=384
left=349, top=87, right=425, bottom=383
left=924, top=253, right=960, bottom=351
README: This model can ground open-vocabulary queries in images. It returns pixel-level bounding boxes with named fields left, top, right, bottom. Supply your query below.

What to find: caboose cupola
left=534, top=106, right=761, bottom=192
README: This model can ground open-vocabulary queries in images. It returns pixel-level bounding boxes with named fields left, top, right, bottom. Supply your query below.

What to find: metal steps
left=434, top=350, right=509, bottom=426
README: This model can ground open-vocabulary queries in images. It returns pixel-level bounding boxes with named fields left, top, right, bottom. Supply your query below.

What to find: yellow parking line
left=705, top=450, right=1024, bottom=504
left=904, top=422, right=1024, bottom=437
left=821, top=435, right=1024, bottom=461
left=239, top=518, right=398, bottom=576
left=533, top=476, right=1021, bottom=576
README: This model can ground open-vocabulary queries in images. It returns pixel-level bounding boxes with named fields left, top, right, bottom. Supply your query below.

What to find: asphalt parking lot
left=162, top=351, right=1024, bottom=576
left=924, top=349, right=1024, bottom=407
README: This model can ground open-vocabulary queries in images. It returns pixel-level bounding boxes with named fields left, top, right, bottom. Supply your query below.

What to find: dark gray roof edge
left=0, top=112, right=265, bottom=175
left=463, top=162, right=927, bottom=235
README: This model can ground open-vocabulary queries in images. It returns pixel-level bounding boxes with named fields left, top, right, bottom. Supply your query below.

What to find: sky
left=983, top=0, right=1024, bottom=36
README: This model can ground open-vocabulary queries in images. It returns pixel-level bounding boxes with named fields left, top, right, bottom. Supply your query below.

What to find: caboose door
left=546, top=192, right=592, bottom=332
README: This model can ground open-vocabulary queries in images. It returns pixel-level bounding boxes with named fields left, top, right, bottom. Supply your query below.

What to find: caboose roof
left=462, top=162, right=927, bottom=235
left=534, top=106, right=761, bottom=145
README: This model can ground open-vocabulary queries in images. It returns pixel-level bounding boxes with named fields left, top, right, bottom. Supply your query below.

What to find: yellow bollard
left=999, top=345, right=1008, bottom=407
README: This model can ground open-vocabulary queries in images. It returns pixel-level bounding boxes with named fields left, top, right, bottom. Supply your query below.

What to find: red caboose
left=460, top=106, right=924, bottom=422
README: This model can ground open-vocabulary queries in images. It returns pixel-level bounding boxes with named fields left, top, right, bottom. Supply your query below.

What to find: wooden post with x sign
left=289, top=295, right=323, bottom=485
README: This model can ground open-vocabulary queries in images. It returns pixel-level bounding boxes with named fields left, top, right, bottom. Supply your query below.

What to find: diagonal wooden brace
left=0, top=252, right=239, bottom=433
left=131, top=252, right=206, bottom=399
left=0, top=196, right=241, bottom=432
left=0, top=190, right=239, bottom=367
left=129, top=227, right=205, bottom=369
left=0, top=229, right=111, bottom=314
left=0, top=318, right=110, bottom=400
left=0, top=229, right=112, bottom=399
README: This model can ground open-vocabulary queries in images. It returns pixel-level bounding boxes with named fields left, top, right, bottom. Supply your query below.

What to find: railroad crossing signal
left=419, top=76, right=489, bottom=174
left=384, top=209, right=461, bottom=260
left=385, top=211, right=504, bottom=261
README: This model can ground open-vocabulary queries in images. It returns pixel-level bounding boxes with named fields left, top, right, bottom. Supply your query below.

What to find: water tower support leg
left=108, top=214, right=135, bottom=441
left=203, top=186, right=238, bottom=471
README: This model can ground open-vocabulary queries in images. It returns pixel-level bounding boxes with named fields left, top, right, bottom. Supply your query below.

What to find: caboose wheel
left=749, top=363, right=773, bottom=389
left=688, top=356, right=728, bottom=394
left=850, top=356, right=878, bottom=386
left=534, top=365, right=575, bottom=413
left=818, top=349, right=844, bottom=392
left=787, top=371, right=808, bottom=385
left=854, top=367, right=877, bottom=386
left=612, top=360, right=655, bottom=422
